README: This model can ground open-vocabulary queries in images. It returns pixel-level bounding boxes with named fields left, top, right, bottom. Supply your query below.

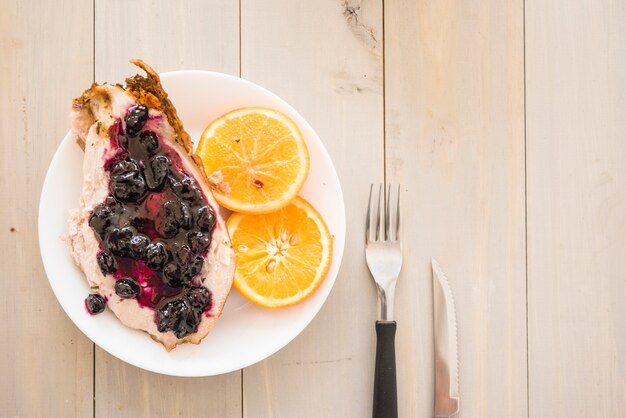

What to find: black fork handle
left=373, top=321, right=398, bottom=418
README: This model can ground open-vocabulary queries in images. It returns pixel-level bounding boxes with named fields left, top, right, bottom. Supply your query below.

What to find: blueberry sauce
left=86, top=104, right=216, bottom=337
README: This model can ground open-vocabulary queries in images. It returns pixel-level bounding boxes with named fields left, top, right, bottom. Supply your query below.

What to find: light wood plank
left=240, top=0, right=384, bottom=417
left=95, top=0, right=239, bottom=80
left=0, top=0, right=94, bottom=416
left=94, top=1, right=242, bottom=417
left=385, top=0, right=527, bottom=416
left=97, top=353, right=241, bottom=418
left=526, top=1, right=626, bottom=416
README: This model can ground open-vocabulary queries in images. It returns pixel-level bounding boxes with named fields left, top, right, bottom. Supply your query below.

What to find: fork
left=366, top=184, right=402, bottom=418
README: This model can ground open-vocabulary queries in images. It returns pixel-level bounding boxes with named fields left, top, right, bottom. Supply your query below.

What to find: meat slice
left=67, top=60, right=235, bottom=351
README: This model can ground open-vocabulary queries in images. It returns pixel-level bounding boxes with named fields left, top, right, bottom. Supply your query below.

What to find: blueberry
left=109, top=159, right=139, bottom=176
left=103, top=196, right=123, bottom=210
left=139, top=131, right=160, bottom=155
left=145, top=242, right=168, bottom=270
left=156, top=298, right=198, bottom=338
left=159, top=200, right=178, bottom=217
left=89, top=199, right=124, bottom=239
left=129, top=234, right=150, bottom=259
left=180, top=256, right=203, bottom=282
left=175, top=245, right=193, bottom=265
left=97, top=251, right=117, bottom=275
left=144, top=155, right=169, bottom=190
left=110, top=170, right=147, bottom=203
left=170, top=176, right=200, bottom=200
left=156, top=201, right=180, bottom=238
left=156, top=218, right=178, bottom=238
left=108, top=226, right=135, bottom=257
left=163, top=254, right=200, bottom=287
left=188, top=231, right=210, bottom=254
left=187, top=287, right=211, bottom=310
left=163, top=263, right=184, bottom=287
left=115, top=278, right=141, bottom=298
left=104, top=198, right=125, bottom=220
left=195, top=206, right=216, bottom=232
left=86, top=294, right=106, bottom=314
left=125, top=104, right=149, bottom=136
left=89, top=205, right=115, bottom=238
left=129, top=216, right=149, bottom=231
left=176, top=202, right=192, bottom=229
left=156, top=200, right=191, bottom=237
left=120, top=226, right=136, bottom=239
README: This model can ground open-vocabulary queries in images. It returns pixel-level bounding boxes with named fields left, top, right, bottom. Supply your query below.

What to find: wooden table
left=2, top=0, right=625, bottom=416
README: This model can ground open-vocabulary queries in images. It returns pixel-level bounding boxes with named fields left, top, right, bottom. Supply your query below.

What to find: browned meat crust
left=72, top=59, right=209, bottom=183
left=125, top=59, right=193, bottom=154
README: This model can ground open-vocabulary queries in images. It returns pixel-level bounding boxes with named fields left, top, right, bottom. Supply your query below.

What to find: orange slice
left=226, top=196, right=332, bottom=308
left=197, top=107, right=309, bottom=214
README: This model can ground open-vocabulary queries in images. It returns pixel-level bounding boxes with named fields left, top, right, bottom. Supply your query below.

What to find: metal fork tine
left=395, top=184, right=401, bottom=241
left=376, top=184, right=384, bottom=241
left=364, top=184, right=403, bottom=411
left=385, top=184, right=391, bottom=241
left=366, top=184, right=373, bottom=242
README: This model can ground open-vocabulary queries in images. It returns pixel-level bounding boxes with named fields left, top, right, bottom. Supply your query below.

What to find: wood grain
left=4, top=0, right=626, bottom=415
left=94, top=1, right=242, bottom=417
left=240, top=0, right=384, bottom=417
left=526, top=1, right=626, bottom=416
left=0, top=0, right=94, bottom=416
left=95, top=0, right=240, bottom=80
left=384, top=0, right=527, bottom=416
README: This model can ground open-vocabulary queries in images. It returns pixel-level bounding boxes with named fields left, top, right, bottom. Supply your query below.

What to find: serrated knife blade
left=432, top=259, right=460, bottom=418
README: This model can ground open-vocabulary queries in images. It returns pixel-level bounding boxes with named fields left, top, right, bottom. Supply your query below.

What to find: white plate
left=39, top=71, right=345, bottom=376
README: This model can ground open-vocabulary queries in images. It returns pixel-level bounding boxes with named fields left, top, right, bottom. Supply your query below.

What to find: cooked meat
left=67, top=60, right=235, bottom=351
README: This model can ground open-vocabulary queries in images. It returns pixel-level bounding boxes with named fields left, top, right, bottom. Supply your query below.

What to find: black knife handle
left=373, top=321, right=398, bottom=418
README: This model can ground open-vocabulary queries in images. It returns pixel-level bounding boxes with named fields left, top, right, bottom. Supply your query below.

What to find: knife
left=432, top=259, right=460, bottom=418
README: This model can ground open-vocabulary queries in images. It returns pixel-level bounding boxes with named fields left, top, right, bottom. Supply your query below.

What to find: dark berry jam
left=87, top=107, right=217, bottom=337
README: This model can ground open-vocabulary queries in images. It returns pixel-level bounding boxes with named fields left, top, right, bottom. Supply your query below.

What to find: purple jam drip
left=112, top=259, right=185, bottom=309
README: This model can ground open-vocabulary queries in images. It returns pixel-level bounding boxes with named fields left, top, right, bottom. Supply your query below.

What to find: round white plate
left=39, top=70, right=345, bottom=376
